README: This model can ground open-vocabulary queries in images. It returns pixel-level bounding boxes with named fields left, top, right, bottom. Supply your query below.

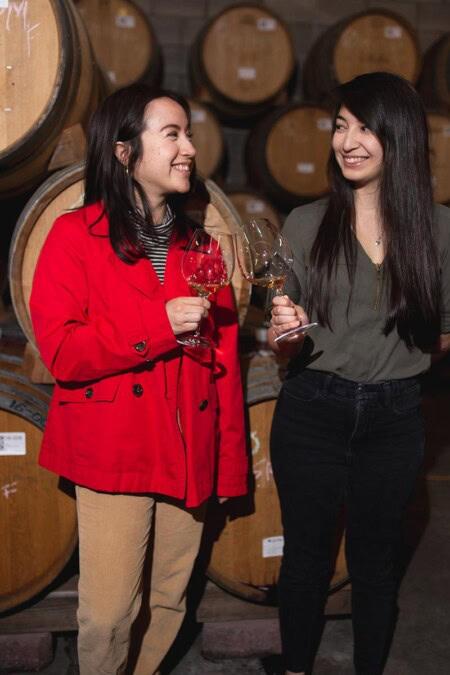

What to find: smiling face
left=119, top=96, right=196, bottom=210
left=332, top=105, right=384, bottom=191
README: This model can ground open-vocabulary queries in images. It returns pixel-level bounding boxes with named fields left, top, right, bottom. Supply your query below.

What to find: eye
left=361, top=125, right=370, bottom=132
left=334, top=123, right=345, bottom=131
left=186, top=130, right=193, bottom=140
left=167, top=131, right=178, bottom=138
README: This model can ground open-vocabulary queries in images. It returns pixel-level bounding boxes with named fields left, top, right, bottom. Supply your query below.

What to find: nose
left=342, top=127, right=359, bottom=152
left=182, top=135, right=196, bottom=158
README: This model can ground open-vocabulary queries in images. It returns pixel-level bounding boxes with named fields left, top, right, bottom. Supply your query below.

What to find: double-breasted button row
left=199, top=399, right=208, bottom=411
left=132, top=384, right=143, bottom=397
left=134, top=341, right=146, bottom=352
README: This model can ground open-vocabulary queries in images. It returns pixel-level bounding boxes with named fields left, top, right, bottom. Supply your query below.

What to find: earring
left=125, top=166, right=129, bottom=176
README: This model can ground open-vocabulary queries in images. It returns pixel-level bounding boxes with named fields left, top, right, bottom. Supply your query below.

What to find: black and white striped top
left=135, top=206, right=174, bottom=283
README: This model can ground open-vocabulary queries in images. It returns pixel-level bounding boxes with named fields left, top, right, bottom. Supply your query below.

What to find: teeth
left=173, top=165, right=190, bottom=172
left=344, top=157, right=367, bottom=164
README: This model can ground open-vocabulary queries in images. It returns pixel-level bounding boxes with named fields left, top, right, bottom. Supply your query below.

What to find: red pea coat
left=30, top=203, right=248, bottom=507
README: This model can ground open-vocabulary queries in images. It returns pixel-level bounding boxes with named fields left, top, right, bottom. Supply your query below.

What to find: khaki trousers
left=75, top=486, right=206, bottom=675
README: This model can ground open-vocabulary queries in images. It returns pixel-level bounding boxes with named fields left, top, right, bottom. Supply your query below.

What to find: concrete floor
left=9, top=373, right=450, bottom=674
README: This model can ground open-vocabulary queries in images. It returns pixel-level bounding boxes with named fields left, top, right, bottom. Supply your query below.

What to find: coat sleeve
left=29, top=214, right=179, bottom=382
left=212, top=285, right=248, bottom=497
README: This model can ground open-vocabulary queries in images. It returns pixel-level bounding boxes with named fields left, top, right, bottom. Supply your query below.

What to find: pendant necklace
left=375, top=233, right=383, bottom=246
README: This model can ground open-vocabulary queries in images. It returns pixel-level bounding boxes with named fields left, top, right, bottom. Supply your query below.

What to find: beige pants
left=75, top=486, right=206, bottom=675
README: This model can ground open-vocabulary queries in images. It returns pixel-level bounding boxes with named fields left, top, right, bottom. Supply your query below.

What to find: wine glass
left=235, top=217, right=293, bottom=294
left=235, top=218, right=317, bottom=343
left=177, top=228, right=235, bottom=348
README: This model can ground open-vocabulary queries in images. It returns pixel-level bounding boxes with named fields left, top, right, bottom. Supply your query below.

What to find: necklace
left=374, top=233, right=383, bottom=246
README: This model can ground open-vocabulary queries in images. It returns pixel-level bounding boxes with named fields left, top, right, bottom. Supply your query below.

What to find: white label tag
left=0, top=0, right=9, bottom=8
left=107, top=70, right=117, bottom=83
left=257, top=18, right=276, bottom=31
left=262, top=535, right=284, bottom=558
left=443, top=126, right=450, bottom=137
left=246, top=200, right=265, bottom=214
left=116, top=14, right=136, bottom=29
left=384, top=26, right=402, bottom=39
left=238, top=67, right=257, bottom=80
left=296, top=162, right=315, bottom=174
left=317, top=117, right=332, bottom=131
left=191, top=109, right=206, bottom=123
left=0, top=432, right=26, bottom=456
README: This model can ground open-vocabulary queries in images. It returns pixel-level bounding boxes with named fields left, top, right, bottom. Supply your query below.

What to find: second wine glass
left=178, top=228, right=235, bottom=348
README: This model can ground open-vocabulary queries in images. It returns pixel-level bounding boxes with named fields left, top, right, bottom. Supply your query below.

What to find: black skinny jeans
left=270, top=369, right=424, bottom=675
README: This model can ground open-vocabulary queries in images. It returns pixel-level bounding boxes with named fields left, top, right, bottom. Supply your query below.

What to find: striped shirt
left=135, top=206, right=174, bottom=283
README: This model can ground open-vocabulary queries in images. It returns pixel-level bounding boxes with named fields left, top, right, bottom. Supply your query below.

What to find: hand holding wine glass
left=177, top=228, right=234, bottom=348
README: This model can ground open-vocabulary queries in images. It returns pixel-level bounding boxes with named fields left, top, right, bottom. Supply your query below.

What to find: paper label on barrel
left=257, top=18, right=277, bottom=31
left=296, top=162, right=315, bottom=174
left=246, top=200, right=265, bottom=214
left=443, top=126, right=450, bottom=137
left=238, top=67, right=257, bottom=80
left=263, top=536, right=284, bottom=558
left=317, top=118, right=332, bottom=132
left=384, top=26, right=402, bottom=39
left=116, top=14, right=136, bottom=29
left=0, top=432, right=26, bottom=456
left=0, top=1, right=9, bottom=8
left=107, top=70, right=117, bottom=84
left=191, top=110, right=206, bottom=123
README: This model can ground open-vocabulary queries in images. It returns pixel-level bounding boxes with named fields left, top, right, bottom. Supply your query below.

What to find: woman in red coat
left=30, top=84, right=248, bottom=675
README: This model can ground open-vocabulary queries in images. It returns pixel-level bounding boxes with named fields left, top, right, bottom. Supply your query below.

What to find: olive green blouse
left=282, top=199, right=450, bottom=382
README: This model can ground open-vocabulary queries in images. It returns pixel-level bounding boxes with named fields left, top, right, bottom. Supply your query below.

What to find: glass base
left=177, top=335, right=212, bottom=348
left=274, top=322, right=318, bottom=343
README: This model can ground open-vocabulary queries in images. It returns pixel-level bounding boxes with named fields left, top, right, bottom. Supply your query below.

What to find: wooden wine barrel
left=206, top=353, right=349, bottom=602
left=0, top=0, right=101, bottom=197
left=246, top=105, right=333, bottom=209
left=227, top=189, right=282, bottom=229
left=75, top=0, right=161, bottom=90
left=303, top=10, right=421, bottom=103
left=9, top=163, right=251, bottom=355
left=428, top=112, right=450, bottom=204
left=190, top=3, right=295, bottom=123
left=418, top=34, right=450, bottom=112
left=0, top=370, right=77, bottom=612
left=188, top=100, right=225, bottom=179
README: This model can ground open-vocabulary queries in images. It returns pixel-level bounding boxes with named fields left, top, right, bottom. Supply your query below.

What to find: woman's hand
left=268, top=295, right=310, bottom=352
left=166, top=296, right=211, bottom=335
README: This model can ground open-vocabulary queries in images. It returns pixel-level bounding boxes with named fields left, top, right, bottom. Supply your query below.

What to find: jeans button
left=132, top=384, right=143, bottom=397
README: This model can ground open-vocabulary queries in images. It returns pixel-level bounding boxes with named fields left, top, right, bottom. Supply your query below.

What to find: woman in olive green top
left=269, top=72, right=450, bottom=675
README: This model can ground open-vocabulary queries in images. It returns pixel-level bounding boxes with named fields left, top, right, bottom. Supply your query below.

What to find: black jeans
left=270, top=369, right=424, bottom=675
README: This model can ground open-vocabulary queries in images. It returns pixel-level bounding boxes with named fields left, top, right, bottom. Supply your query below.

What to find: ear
left=115, top=141, right=129, bottom=167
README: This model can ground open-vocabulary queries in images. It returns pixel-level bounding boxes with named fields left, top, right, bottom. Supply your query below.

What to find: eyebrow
left=160, top=123, right=191, bottom=132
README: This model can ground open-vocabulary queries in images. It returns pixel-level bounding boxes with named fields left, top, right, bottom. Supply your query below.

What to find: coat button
left=134, top=341, right=146, bottom=352
left=85, top=387, right=94, bottom=399
left=132, top=384, right=143, bottom=397
left=199, top=399, right=208, bottom=411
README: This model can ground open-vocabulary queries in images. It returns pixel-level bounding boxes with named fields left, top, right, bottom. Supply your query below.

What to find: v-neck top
left=282, top=198, right=450, bottom=383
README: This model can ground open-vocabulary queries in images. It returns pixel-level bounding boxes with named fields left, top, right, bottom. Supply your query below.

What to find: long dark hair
left=307, top=72, right=440, bottom=348
left=84, top=83, right=195, bottom=264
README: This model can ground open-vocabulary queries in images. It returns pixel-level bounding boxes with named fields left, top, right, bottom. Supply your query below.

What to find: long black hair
left=84, top=83, right=195, bottom=264
left=307, top=72, right=441, bottom=348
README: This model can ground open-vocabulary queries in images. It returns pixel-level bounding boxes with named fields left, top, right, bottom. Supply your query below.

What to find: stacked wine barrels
left=190, top=3, right=295, bottom=123
left=75, top=0, right=162, bottom=90
left=303, top=10, right=421, bottom=104
left=1, top=0, right=449, bottom=624
left=0, top=0, right=101, bottom=197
